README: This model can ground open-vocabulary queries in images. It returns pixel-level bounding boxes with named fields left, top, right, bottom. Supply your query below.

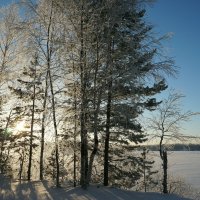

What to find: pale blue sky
left=0, top=0, right=17, bottom=6
left=147, top=0, right=200, bottom=136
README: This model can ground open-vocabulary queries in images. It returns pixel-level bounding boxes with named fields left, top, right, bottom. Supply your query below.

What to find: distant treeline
left=140, top=144, right=200, bottom=151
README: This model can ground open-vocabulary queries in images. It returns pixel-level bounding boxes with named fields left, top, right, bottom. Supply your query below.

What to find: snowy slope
left=0, top=180, right=192, bottom=200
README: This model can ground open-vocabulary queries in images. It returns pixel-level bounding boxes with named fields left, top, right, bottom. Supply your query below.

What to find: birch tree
left=148, top=90, right=199, bottom=193
left=149, top=91, right=198, bottom=158
left=21, top=0, right=67, bottom=186
left=0, top=4, right=27, bottom=177
left=0, top=4, right=20, bottom=85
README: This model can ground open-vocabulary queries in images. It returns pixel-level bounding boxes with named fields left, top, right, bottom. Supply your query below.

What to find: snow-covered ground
left=0, top=179, right=192, bottom=200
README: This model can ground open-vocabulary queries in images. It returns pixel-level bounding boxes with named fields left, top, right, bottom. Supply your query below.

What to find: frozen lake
left=151, top=151, right=200, bottom=189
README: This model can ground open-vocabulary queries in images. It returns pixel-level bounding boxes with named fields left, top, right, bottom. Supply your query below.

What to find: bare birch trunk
left=46, top=1, right=60, bottom=187
left=40, top=72, right=48, bottom=180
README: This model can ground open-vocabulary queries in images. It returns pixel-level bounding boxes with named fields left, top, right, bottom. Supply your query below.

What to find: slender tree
left=141, top=147, right=158, bottom=192
left=148, top=90, right=199, bottom=193
left=39, top=71, right=48, bottom=180
left=27, top=55, right=38, bottom=180
left=21, top=0, right=67, bottom=186
left=8, top=55, right=41, bottom=180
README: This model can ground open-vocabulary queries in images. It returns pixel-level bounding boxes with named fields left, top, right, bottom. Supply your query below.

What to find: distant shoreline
left=140, top=143, right=200, bottom=151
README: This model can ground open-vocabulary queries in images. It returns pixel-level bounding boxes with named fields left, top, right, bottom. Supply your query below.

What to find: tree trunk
left=104, top=38, right=113, bottom=186
left=73, top=93, right=77, bottom=187
left=73, top=151, right=76, bottom=187
left=72, top=51, right=77, bottom=187
left=143, top=148, right=147, bottom=192
left=87, top=34, right=101, bottom=184
left=27, top=80, right=36, bottom=180
left=103, top=82, right=112, bottom=186
left=40, top=72, right=48, bottom=180
left=80, top=127, right=88, bottom=188
left=159, top=134, right=164, bottom=160
left=80, top=1, right=88, bottom=188
left=46, top=1, right=60, bottom=187
left=162, top=150, right=168, bottom=194
left=48, top=68, right=60, bottom=187
left=87, top=92, right=101, bottom=184
left=48, top=66, right=60, bottom=187
left=19, top=150, right=25, bottom=182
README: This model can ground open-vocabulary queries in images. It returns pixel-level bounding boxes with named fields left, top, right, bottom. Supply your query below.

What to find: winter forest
left=0, top=0, right=199, bottom=199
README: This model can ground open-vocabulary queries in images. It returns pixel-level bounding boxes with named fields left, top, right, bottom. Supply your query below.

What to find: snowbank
left=0, top=179, right=192, bottom=200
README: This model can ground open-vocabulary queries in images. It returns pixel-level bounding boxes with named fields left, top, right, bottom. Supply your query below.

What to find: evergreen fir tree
left=140, top=147, right=158, bottom=192
left=8, top=55, right=42, bottom=180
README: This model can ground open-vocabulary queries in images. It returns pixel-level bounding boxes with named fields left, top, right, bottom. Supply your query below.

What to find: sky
left=146, top=0, right=200, bottom=137
left=0, top=0, right=18, bottom=6
left=0, top=0, right=199, bottom=137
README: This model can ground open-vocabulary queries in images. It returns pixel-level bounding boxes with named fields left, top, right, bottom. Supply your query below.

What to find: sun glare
left=14, top=120, right=26, bottom=133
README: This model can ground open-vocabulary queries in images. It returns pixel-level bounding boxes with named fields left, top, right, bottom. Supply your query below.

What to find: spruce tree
left=8, top=55, right=41, bottom=180
left=141, top=147, right=158, bottom=192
